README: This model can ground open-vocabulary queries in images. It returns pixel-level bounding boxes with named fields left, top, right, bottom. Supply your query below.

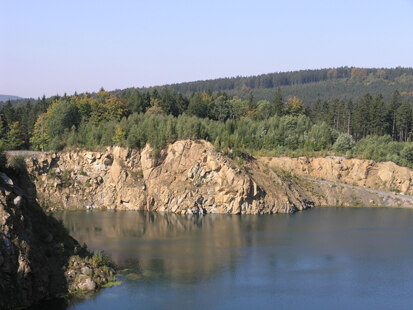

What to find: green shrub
left=305, top=122, right=336, bottom=151
left=401, top=144, right=413, bottom=164
left=87, top=252, right=115, bottom=269
left=333, top=133, right=355, bottom=152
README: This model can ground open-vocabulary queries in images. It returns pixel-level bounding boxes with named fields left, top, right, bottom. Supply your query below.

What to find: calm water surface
left=53, top=208, right=413, bottom=310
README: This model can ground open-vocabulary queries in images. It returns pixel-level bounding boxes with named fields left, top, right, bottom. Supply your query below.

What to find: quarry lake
left=53, top=208, right=413, bottom=310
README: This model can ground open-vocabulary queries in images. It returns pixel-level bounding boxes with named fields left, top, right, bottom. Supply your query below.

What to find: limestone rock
left=24, top=140, right=314, bottom=215
left=0, top=172, right=13, bottom=185
left=76, top=275, right=96, bottom=291
left=262, top=156, right=413, bottom=196
left=81, top=266, right=91, bottom=275
left=13, top=196, right=22, bottom=207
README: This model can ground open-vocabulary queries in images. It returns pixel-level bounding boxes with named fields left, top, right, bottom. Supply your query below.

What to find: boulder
left=76, top=275, right=96, bottom=291
left=81, top=266, right=91, bottom=275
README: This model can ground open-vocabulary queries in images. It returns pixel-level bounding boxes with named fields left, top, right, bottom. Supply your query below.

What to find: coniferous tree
left=369, top=94, right=387, bottom=136
left=346, top=100, right=354, bottom=135
left=257, top=100, right=272, bottom=120
left=388, top=90, right=402, bottom=140
left=6, top=121, right=25, bottom=150
left=396, top=102, right=413, bottom=142
left=272, top=87, right=284, bottom=116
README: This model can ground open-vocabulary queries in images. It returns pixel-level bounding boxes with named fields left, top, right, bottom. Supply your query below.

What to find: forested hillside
left=140, top=67, right=413, bottom=104
left=0, top=67, right=412, bottom=168
left=0, top=94, right=23, bottom=102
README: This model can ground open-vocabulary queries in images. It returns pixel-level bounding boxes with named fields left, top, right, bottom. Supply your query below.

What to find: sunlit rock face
left=262, top=156, right=413, bottom=196
left=25, top=140, right=313, bottom=215
left=261, top=156, right=413, bottom=208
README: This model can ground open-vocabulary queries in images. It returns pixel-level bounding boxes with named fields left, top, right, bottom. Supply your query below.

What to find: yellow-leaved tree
left=89, top=90, right=128, bottom=124
left=112, top=126, right=126, bottom=145
left=284, top=96, right=305, bottom=116
left=30, top=113, right=49, bottom=151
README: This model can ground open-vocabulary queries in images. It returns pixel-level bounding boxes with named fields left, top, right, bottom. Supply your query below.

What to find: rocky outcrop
left=0, top=168, right=116, bottom=309
left=14, top=141, right=413, bottom=215
left=25, top=140, right=314, bottom=214
left=261, top=156, right=413, bottom=195
left=65, top=254, right=116, bottom=293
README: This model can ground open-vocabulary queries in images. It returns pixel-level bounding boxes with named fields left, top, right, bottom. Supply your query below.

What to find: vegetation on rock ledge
left=0, top=67, right=412, bottom=168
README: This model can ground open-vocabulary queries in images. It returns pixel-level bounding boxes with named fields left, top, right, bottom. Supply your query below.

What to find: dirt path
left=6, top=151, right=45, bottom=157
left=306, top=176, right=413, bottom=206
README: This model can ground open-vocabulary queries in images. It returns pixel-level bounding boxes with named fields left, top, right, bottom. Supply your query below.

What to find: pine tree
left=396, top=102, right=413, bottom=142
left=388, top=90, right=402, bottom=140
left=272, top=87, right=284, bottom=116
left=7, top=121, right=25, bottom=150
left=346, top=100, right=354, bottom=135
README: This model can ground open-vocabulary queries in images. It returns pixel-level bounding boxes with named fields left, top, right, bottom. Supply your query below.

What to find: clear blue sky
left=1, top=0, right=412, bottom=98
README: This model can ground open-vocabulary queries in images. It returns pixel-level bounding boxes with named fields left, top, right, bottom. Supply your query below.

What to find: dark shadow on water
left=0, top=159, right=89, bottom=308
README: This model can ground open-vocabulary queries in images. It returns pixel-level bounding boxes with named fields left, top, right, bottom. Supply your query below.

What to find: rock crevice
left=0, top=168, right=116, bottom=308
left=26, top=140, right=313, bottom=215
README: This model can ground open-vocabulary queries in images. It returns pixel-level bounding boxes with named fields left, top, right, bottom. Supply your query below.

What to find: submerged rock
left=125, top=273, right=140, bottom=281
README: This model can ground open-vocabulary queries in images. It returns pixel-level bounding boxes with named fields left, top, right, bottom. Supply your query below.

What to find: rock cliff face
left=18, top=141, right=413, bottom=214
left=0, top=169, right=116, bottom=309
left=261, top=156, right=413, bottom=195
left=25, top=140, right=314, bottom=214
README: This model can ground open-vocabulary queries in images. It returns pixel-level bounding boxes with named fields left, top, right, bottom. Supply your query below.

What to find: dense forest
left=136, top=67, right=413, bottom=104
left=1, top=67, right=413, bottom=168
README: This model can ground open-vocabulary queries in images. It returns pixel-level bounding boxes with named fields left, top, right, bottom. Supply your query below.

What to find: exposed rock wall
left=0, top=171, right=70, bottom=308
left=296, top=178, right=413, bottom=208
left=21, top=140, right=413, bottom=215
left=0, top=169, right=116, bottom=309
left=261, top=156, right=413, bottom=195
left=25, top=140, right=314, bottom=215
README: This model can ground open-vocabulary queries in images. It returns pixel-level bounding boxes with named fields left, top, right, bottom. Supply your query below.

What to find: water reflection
left=57, top=211, right=256, bottom=284
left=54, top=208, right=413, bottom=310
